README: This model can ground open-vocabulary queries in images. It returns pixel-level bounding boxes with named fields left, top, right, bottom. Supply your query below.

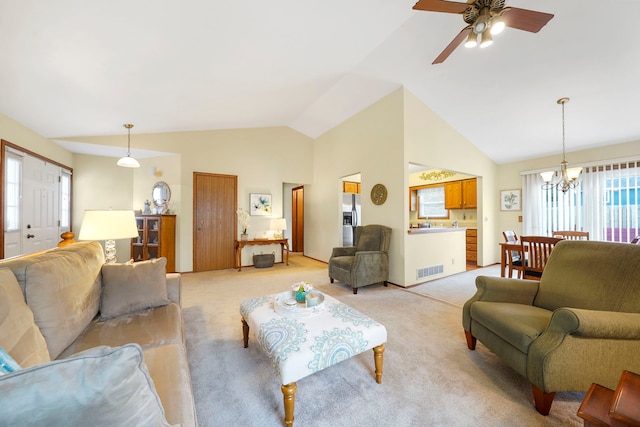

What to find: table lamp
left=78, top=210, right=139, bottom=263
left=270, top=218, right=287, bottom=239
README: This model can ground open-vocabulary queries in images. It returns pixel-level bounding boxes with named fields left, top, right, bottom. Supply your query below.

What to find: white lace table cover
left=240, top=293, right=387, bottom=385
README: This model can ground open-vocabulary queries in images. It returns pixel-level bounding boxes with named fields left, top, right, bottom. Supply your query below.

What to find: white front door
left=22, top=155, right=60, bottom=254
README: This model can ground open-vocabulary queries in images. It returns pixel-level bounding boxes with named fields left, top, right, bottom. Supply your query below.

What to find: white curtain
left=522, top=159, right=640, bottom=241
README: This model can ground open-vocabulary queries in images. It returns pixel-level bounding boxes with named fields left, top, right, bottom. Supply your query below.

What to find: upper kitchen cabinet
left=445, top=178, right=477, bottom=209
left=343, top=181, right=361, bottom=194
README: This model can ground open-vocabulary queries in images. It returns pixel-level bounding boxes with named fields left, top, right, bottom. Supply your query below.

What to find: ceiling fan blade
left=433, top=26, right=472, bottom=64
left=501, top=7, right=554, bottom=33
left=413, top=0, right=471, bottom=14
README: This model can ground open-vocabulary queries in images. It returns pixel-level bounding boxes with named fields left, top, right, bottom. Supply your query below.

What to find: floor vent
left=416, top=264, right=444, bottom=280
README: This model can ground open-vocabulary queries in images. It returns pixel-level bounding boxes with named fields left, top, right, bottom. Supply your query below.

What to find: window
left=4, top=152, right=21, bottom=232
left=60, top=170, right=71, bottom=231
left=522, top=160, right=640, bottom=242
left=416, top=185, right=448, bottom=219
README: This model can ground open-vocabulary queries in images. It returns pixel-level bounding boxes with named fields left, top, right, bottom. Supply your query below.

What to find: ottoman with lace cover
left=240, top=292, right=387, bottom=427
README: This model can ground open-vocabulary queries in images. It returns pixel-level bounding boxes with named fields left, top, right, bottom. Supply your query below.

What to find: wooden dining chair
left=502, top=230, right=524, bottom=278
left=520, top=236, right=563, bottom=280
left=552, top=230, right=589, bottom=240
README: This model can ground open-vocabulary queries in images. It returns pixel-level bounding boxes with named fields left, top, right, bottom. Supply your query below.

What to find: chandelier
left=540, top=97, right=581, bottom=193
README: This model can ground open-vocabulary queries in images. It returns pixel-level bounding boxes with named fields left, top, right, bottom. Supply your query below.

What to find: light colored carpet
left=181, top=255, right=583, bottom=426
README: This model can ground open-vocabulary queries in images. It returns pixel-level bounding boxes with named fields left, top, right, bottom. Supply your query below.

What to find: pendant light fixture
left=540, top=98, right=582, bottom=193
left=117, top=123, right=140, bottom=168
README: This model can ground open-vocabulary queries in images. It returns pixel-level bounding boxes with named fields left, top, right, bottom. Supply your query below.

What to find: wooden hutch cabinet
left=131, top=214, right=176, bottom=272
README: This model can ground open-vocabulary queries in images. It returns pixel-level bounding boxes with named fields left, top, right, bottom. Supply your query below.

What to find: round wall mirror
left=152, top=181, right=171, bottom=207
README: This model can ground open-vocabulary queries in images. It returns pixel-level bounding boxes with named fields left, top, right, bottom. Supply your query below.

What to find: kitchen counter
left=407, top=227, right=467, bottom=235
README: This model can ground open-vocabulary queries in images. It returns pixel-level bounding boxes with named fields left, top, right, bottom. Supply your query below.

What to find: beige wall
left=4, top=98, right=639, bottom=278
left=64, top=127, right=314, bottom=271
left=72, top=154, right=136, bottom=262
left=307, top=88, right=405, bottom=283
left=403, top=89, right=499, bottom=278
left=0, top=113, right=73, bottom=167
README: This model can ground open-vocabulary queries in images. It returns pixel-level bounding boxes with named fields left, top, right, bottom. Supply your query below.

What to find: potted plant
left=237, top=208, right=250, bottom=241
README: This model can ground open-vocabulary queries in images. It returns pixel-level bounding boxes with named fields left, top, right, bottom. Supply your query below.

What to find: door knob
left=26, top=234, right=35, bottom=239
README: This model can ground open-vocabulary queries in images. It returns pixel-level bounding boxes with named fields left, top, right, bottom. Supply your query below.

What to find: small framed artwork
left=250, top=193, right=272, bottom=216
left=501, top=189, right=521, bottom=211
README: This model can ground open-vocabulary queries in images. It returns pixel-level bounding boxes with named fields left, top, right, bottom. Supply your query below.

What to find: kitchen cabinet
left=445, top=178, right=477, bottom=209
left=343, top=181, right=360, bottom=194
left=131, top=214, right=176, bottom=272
left=409, top=189, right=417, bottom=211
left=466, top=228, right=477, bottom=265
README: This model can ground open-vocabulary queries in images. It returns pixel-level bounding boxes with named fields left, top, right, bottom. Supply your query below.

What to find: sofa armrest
left=527, top=308, right=640, bottom=392
left=166, top=273, right=181, bottom=304
left=470, top=276, right=539, bottom=304
left=330, top=247, right=356, bottom=258
left=352, top=251, right=388, bottom=281
left=463, top=276, right=539, bottom=331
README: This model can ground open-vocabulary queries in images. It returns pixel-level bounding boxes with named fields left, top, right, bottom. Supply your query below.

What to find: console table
left=235, top=239, right=289, bottom=271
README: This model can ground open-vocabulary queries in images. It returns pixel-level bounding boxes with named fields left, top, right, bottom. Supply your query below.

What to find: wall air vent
left=417, top=264, right=444, bottom=280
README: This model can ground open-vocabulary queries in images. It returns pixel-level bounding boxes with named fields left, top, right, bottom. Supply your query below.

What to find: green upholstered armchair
left=328, top=224, right=391, bottom=294
left=463, top=240, right=640, bottom=415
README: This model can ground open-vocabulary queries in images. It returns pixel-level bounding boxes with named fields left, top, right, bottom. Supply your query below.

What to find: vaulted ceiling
left=1, top=0, right=638, bottom=164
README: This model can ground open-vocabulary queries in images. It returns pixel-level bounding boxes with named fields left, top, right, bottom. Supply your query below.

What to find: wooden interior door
left=193, top=172, right=237, bottom=271
left=292, top=186, right=304, bottom=252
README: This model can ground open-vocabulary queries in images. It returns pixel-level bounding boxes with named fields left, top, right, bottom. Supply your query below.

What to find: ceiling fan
left=413, top=0, right=554, bottom=64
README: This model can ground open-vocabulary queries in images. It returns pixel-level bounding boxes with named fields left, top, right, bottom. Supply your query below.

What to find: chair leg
left=531, top=384, right=555, bottom=415
left=464, top=330, right=476, bottom=350
left=353, top=287, right=358, bottom=294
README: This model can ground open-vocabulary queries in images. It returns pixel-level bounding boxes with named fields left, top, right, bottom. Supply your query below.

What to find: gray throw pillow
left=0, top=344, right=172, bottom=426
left=100, top=258, right=169, bottom=320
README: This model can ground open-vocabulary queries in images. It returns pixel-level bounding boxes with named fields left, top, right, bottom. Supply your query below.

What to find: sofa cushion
left=356, top=233, right=380, bottom=252
left=58, top=302, right=184, bottom=358
left=536, top=240, right=640, bottom=312
left=0, top=242, right=104, bottom=360
left=0, top=268, right=50, bottom=367
left=144, top=344, right=197, bottom=426
left=0, top=344, right=172, bottom=427
left=0, top=347, right=21, bottom=375
left=470, top=302, right=553, bottom=353
left=100, top=258, right=170, bottom=320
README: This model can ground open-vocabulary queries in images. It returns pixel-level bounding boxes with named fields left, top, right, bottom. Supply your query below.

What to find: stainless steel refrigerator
left=342, top=192, right=361, bottom=246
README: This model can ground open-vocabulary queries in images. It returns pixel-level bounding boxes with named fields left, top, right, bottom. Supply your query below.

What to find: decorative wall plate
left=371, top=183, right=388, bottom=205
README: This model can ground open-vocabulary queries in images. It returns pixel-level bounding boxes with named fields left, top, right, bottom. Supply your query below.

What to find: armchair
left=328, top=224, right=391, bottom=294
left=463, top=240, right=640, bottom=415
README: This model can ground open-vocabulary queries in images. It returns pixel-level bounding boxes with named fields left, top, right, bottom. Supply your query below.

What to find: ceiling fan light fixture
left=479, top=31, right=493, bottom=48
left=464, top=30, right=478, bottom=48
left=490, top=18, right=505, bottom=35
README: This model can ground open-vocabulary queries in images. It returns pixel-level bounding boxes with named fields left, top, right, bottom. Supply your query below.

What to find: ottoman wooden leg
left=281, top=382, right=297, bottom=427
left=373, top=344, right=385, bottom=384
left=241, top=318, right=249, bottom=348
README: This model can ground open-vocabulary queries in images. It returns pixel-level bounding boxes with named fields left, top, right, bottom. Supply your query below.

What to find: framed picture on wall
left=501, top=189, right=521, bottom=211
left=250, top=193, right=272, bottom=216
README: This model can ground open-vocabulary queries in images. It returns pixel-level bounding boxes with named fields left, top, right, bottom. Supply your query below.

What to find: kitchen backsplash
left=409, top=209, right=478, bottom=229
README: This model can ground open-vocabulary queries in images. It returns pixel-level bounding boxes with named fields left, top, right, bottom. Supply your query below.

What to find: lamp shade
left=270, top=218, right=287, bottom=231
left=78, top=210, right=139, bottom=241
left=540, top=171, right=555, bottom=183
left=116, top=155, right=140, bottom=168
